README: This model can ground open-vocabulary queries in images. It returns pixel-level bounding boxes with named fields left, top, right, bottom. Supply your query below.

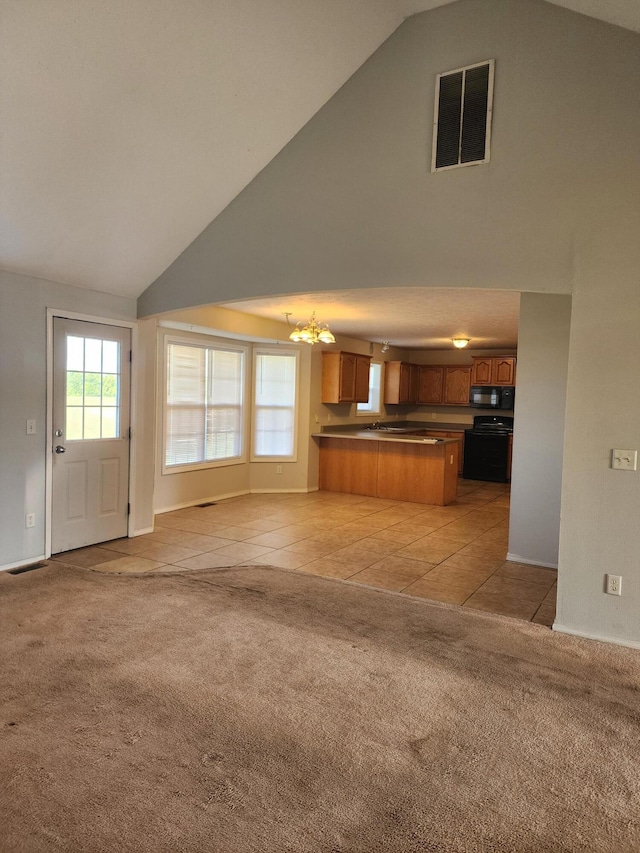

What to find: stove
left=463, top=416, right=514, bottom=482
left=467, top=415, right=514, bottom=436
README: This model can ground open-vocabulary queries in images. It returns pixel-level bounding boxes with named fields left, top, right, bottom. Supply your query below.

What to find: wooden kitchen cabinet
left=444, top=366, right=472, bottom=404
left=471, top=357, right=516, bottom=386
left=417, top=366, right=444, bottom=404
left=322, top=351, right=371, bottom=403
left=413, top=429, right=465, bottom=474
left=318, top=436, right=459, bottom=505
left=384, top=361, right=419, bottom=405
left=416, top=365, right=470, bottom=406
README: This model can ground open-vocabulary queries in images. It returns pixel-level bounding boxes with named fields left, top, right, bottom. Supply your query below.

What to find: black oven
left=463, top=416, right=514, bottom=483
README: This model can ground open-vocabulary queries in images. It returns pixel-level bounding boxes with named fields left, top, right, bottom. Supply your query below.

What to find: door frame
left=45, top=309, right=138, bottom=558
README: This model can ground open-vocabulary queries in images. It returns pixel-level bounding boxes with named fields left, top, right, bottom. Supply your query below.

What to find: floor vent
left=8, top=561, right=47, bottom=575
left=197, top=502, right=217, bottom=508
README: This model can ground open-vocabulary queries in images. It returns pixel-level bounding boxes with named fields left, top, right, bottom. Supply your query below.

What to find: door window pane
left=102, top=374, right=118, bottom=406
left=102, top=341, right=118, bottom=373
left=67, top=337, right=85, bottom=371
left=101, top=408, right=117, bottom=438
left=84, top=373, right=102, bottom=405
left=65, top=336, right=121, bottom=440
left=66, top=407, right=83, bottom=440
left=84, top=408, right=102, bottom=439
left=84, top=338, right=103, bottom=372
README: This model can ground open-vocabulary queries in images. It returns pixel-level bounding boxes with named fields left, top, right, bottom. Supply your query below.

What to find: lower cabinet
left=318, top=438, right=458, bottom=506
left=412, top=429, right=465, bottom=474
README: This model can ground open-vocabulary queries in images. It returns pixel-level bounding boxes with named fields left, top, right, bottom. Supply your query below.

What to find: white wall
left=507, top=294, right=571, bottom=569
left=0, top=270, right=136, bottom=569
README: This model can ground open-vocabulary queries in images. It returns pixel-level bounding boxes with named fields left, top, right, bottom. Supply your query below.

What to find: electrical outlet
left=431, top=413, right=437, bottom=420
left=276, top=465, right=283, bottom=474
left=314, top=414, right=320, bottom=424
left=25, top=513, right=35, bottom=529
left=605, top=574, right=622, bottom=596
left=327, top=413, right=331, bottom=422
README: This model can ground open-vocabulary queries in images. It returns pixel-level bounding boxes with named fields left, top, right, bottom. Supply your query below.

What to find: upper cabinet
left=387, top=362, right=472, bottom=406
left=443, top=366, right=472, bottom=404
left=322, top=351, right=371, bottom=403
left=384, top=361, right=419, bottom=405
left=416, top=365, right=471, bottom=405
left=417, top=366, right=444, bottom=404
left=471, top=356, right=516, bottom=386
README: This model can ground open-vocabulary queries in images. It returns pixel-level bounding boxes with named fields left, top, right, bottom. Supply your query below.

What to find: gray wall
left=0, top=270, right=136, bottom=568
left=139, top=0, right=579, bottom=317
left=138, top=0, right=640, bottom=646
left=508, top=293, right=571, bottom=568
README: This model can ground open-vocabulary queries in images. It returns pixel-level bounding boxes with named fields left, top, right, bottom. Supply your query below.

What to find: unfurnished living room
left=2, top=1, right=640, bottom=850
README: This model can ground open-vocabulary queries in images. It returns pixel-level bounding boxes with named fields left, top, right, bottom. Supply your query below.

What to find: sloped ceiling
left=1, top=0, right=639, bottom=299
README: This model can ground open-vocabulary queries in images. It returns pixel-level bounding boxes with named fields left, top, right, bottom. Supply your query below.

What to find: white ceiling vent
left=431, top=59, right=494, bottom=172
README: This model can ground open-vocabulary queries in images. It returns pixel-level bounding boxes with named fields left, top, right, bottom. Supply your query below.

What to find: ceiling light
left=381, top=341, right=390, bottom=353
left=452, top=338, right=470, bottom=349
left=286, top=311, right=335, bottom=345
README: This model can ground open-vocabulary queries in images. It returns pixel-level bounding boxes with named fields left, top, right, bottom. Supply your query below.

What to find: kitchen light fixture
left=381, top=341, right=390, bottom=353
left=452, top=338, right=470, bottom=349
left=285, top=311, right=335, bottom=345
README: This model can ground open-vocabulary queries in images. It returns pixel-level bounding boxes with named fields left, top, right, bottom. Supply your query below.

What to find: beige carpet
left=1, top=562, right=640, bottom=853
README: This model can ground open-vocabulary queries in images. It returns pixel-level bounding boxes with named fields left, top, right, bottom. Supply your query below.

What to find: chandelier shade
left=288, top=312, right=335, bottom=345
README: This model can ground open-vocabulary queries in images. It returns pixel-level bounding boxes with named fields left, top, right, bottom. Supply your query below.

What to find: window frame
left=251, top=347, right=299, bottom=463
left=162, top=332, right=248, bottom=475
left=431, top=59, right=495, bottom=173
left=356, top=361, right=383, bottom=416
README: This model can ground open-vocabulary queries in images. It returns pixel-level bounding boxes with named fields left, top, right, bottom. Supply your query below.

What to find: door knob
left=55, top=445, right=66, bottom=454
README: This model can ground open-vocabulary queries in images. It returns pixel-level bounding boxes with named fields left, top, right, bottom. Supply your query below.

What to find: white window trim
left=161, top=331, right=249, bottom=476
left=251, top=346, right=299, bottom=462
left=431, top=59, right=495, bottom=173
left=356, top=361, right=383, bottom=416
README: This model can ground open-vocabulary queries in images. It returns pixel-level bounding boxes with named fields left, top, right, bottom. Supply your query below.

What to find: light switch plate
left=26, top=419, right=36, bottom=435
left=612, top=449, right=637, bottom=471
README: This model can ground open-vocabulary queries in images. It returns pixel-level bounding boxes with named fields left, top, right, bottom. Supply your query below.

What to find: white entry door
left=51, top=318, right=131, bottom=554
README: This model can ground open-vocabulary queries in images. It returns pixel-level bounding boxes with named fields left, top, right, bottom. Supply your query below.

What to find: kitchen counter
left=314, top=429, right=460, bottom=506
left=311, top=429, right=460, bottom=445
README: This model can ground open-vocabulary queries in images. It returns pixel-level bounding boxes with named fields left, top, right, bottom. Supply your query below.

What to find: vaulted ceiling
left=2, top=0, right=639, bottom=299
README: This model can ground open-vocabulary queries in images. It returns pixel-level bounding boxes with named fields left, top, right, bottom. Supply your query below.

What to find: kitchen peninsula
left=313, top=424, right=461, bottom=506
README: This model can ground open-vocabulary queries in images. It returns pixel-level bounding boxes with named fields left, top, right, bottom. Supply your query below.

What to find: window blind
left=253, top=351, right=297, bottom=459
left=165, top=342, right=244, bottom=468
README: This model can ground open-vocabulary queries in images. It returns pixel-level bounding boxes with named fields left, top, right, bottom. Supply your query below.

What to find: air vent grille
left=432, top=60, right=494, bottom=171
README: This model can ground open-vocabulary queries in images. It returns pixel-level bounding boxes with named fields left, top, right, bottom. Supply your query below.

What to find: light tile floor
left=51, top=480, right=557, bottom=626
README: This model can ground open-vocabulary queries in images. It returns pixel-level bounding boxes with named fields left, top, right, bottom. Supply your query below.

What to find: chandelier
left=287, top=312, right=335, bottom=345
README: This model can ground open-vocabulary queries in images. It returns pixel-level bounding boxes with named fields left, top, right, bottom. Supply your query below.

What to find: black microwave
left=469, top=385, right=515, bottom=409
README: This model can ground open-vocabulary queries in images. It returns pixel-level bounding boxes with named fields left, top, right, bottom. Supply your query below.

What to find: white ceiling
left=224, top=287, right=521, bottom=350
left=2, top=0, right=638, bottom=300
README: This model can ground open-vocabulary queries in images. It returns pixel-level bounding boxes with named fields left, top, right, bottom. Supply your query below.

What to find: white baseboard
left=506, top=552, right=558, bottom=570
left=553, top=623, right=640, bottom=651
left=155, top=486, right=320, bottom=515
left=129, top=526, right=154, bottom=537
left=155, top=490, right=251, bottom=515
left=0, top=555, right=47, bottom=573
